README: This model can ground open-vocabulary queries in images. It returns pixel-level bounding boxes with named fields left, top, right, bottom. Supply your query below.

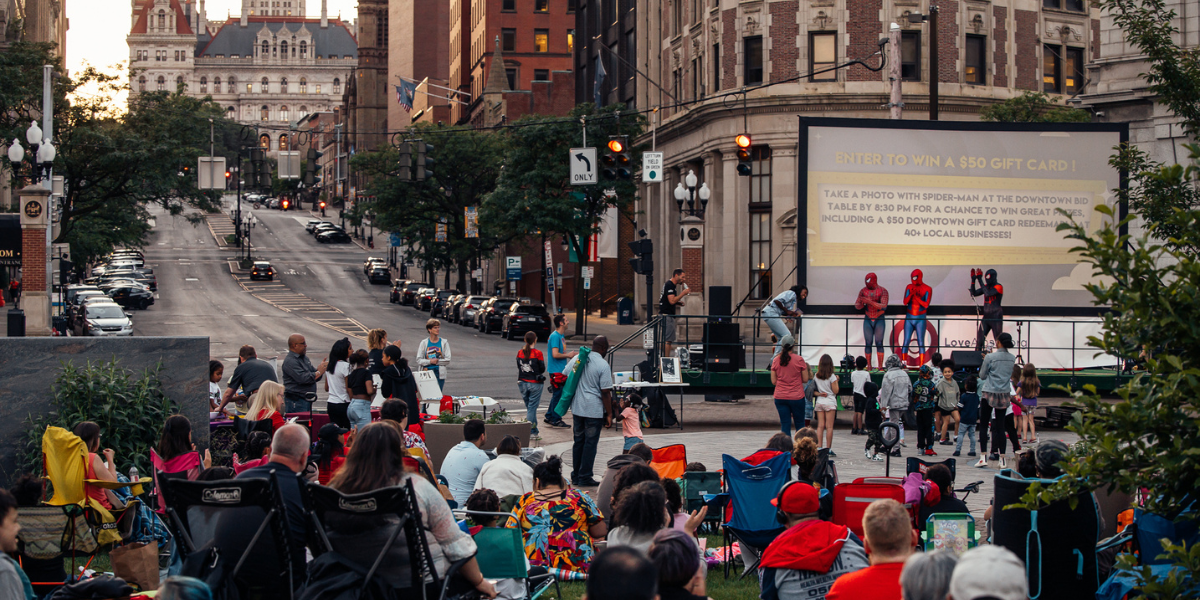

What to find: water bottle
left=128, top=465, right=138, bottom=482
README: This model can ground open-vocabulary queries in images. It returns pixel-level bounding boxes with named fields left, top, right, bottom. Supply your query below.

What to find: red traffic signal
left=319, top=201, right=326, bottom=209
left=225, top=171, right=231, bottom=179
left=607, top=139, right=625, bottom=153
left=735, top=134, right=752, bottom=149
left=281, top=200, right=289, bottom=209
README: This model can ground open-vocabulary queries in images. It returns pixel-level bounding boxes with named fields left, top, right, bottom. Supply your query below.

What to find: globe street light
left=5, top=122, right=55, bottom=183
left=673, top=169, right=710, bottom=218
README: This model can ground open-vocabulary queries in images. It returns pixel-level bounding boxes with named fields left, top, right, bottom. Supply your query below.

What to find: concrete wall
left=0, top=337, right=209, bottom=486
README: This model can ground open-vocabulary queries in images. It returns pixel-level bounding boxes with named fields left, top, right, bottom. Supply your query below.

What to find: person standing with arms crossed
left=659, top=269, right=691, bottom=358
left=417, top=319, right=452, bottom=393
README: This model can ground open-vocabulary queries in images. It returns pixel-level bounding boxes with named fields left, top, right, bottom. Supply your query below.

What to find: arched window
left=176, top=75, right=184, bottom=90
left=261, top=105, right=270, bottom=121
left=213, top=76, right=222, bottom=93
left=226, top=106, right=235, bottom=117
left=299, top=41, right=307, bottom=59
left=333, top=78, right=340, bottom=93
left=261, top=40, right=269, bottom=57
left=299, top=105, right=308, bottom=116
left=157, top=10, right=165, bottom=29
left=261, top=77, right=269, bottom=92
left=200, top=76, right=208, bottom=93
left=157, top=75, right=165, bottom=91
left=280, top=77, right=288, bottom=93
left=280, top=41, right=288, bottom=59
left=279, top=134, right=289, bottom=150
left=260, top=134, right=271, bottom=148
left=299, top=78, right=307, bottom=93
left=138, top=76, right=147, bottom=92
left=280, top=106, right=289, bottom=121
left=228, top=76, right=236, bottom=92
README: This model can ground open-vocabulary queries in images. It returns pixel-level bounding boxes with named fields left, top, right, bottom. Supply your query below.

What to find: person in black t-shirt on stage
left=659, top=269, right=691, bottom=357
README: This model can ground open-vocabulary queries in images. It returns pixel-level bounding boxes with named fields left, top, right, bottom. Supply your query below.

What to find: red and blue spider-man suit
left=903, top=269, right=933, bottom=363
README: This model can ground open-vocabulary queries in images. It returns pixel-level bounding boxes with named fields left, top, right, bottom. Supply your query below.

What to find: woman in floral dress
left=510, top=456, right=607, bottom=580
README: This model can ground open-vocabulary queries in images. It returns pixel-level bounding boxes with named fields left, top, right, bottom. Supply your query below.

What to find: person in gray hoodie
left=879, top=355, right=912, bottom=456
left=977, top=332, right=1017, bottom=468
left=597, top=443, right=654, bottom=523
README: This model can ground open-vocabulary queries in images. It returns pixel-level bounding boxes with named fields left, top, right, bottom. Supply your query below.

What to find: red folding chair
left=832, top=481, right=908, bottom=539
left=650, top=444, right=688, bottom=480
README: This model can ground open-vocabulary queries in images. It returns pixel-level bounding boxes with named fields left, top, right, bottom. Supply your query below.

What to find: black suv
left=368, top=265, right=391, bottom=285
left=477, top=297, right=519, bottom=333
left=390, top=280, right=409, bottom=303
left=429, top=289, right=459, bottom=317
left=107, top=285, right=155, bottom=310
left=502, top=302, right=552, bottom=341
left=401, top=282, right=428, bottom=305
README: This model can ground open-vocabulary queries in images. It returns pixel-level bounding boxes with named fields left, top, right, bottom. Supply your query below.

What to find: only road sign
left=643, top=152, right=663, bottom=183
left=570, top=147, right=597, bottom=185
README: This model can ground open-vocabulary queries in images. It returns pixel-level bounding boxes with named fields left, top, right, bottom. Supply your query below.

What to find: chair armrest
left=85, top=476, right=152, bottom=496
left=1096, top=530, right=1133, bottom=553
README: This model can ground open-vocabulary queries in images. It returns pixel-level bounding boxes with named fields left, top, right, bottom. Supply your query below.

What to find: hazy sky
left=65, top=0, right=358, bottom=100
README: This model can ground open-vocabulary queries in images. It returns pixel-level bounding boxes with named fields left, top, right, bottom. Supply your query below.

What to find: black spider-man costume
left=971, top=268, right=1004, bottom=351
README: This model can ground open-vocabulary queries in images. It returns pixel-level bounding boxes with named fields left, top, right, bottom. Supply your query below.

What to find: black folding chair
left=232, top=416, right=273, bottom=457
left=306, top=479, right=470, bottom=600
left=162, top=475, right=297, bottom=600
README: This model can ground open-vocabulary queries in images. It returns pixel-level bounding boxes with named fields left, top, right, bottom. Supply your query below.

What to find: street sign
left=543, top=239, right=553, bottom=267
left=465, top=206, right=479, bottom=238
left=583, top=278, right=591, bottom=289
left=473, top=268, right=483, bottom=279
left=390, top=233, right=403, bottom=247
left=277, top=151, right=301, bottom=179
left=435, top=223, right=447, bottom=242
left=197, top=156, right=227, bottom=190
left=643, top=152, right=663, bottom=183
left=546, top=267, right=555, bottom=291
left=570, top=147, right=597, bottom=185
left=506, top=256, right=522, bottom=281
left=581, top=266, right=595, bottom=279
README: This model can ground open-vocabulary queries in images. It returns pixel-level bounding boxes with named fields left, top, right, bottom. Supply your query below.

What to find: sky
left=65, top=0, right=358, bottom=105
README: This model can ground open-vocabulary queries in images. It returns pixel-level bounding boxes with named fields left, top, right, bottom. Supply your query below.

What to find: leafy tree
left=0, top=42, right=69, bottom=145
left=979, top=91, right=1092, bottom=123
left=488, top=103, right=646, bottom=330
left=352, top=124, right=508, bottom=291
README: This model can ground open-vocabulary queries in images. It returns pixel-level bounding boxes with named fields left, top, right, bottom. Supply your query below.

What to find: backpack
left=297, top=551, right=399, bottom=600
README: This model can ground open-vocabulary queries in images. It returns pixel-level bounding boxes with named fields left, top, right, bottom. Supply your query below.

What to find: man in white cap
left=948, top=545, right=1028, bottom=600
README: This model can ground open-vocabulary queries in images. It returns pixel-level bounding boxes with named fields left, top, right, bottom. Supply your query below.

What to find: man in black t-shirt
left=217, top=344, right=279, bottom=415
left=658, top=269, right=691, bottom=356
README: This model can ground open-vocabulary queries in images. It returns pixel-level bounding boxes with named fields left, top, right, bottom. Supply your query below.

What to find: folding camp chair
left=992, top=469, right=1101, bottom=600
left=832, top=479, right=908, bottom=539
left=923, top=513, right=976, bottom=555
left=162, top=475, right=297, bottom=600
left=906, top=457, right=957, bottom=483
left=306, top=479, right=469, bottom=600
left=456, top=510, right=559, bottom=600
left=149, top=449, right=201, bottom=514
left=650, top=444, right=688, bottom=480
left=721, top=453, right=790, bottom=579
left=1095, top=508, right=1200, bottom=600
left=232, top=415, right=273, bottom=456
left=41, top=426, right=150, bottom=549
left=16, top=504, right=93, bottom=592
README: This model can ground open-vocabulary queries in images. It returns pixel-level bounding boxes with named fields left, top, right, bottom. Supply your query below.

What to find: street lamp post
left=908, top=7, right=940, bottom=120
left=673, top=169, right=711, bottom=218
left=6, top=122, right=57, bottom=183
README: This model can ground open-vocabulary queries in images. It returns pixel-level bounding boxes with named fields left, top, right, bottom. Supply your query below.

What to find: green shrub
left=18, top=358, right=177, bottom=477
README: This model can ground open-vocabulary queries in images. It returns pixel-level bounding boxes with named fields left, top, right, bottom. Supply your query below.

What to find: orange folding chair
left=650, top=444, right=687, bottom=480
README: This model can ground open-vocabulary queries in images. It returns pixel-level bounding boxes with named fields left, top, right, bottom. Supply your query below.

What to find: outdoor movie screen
left=800, top=119, right=1126, bottom=314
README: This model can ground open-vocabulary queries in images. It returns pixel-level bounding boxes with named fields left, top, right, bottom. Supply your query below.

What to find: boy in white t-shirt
left=850, top=356, right=872, bottom=435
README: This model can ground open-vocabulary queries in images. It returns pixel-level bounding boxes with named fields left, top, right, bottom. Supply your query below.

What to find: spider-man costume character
left=971, top=268, right=1004, bottom=351
left=903, top=269, right=933, bottom=364
left=855, top=273, right=889, bottom=369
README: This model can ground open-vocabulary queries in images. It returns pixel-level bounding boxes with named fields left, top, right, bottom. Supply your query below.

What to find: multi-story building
left=388, top=0, right=451, bottom=130
left=126, top=0, right=357, bottom=153
left=633, top=0, right=1100, bottom=318
left=346, top=0, right=388, bottom=154
left=574, top=0, right=637, bottom=107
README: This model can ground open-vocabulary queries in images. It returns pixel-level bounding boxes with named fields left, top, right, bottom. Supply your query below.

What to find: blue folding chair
left=721, top=452, right=790, bottom=579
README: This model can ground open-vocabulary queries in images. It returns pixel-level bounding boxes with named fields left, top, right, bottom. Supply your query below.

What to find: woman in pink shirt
left=770, top=335, right=810, bottom=436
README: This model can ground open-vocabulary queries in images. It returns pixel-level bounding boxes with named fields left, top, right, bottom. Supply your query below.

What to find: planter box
left=423, top=421, right=532, bottom=472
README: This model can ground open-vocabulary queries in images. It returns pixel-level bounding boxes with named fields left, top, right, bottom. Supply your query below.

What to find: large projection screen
left=798, top=118, right=1127, bottom=316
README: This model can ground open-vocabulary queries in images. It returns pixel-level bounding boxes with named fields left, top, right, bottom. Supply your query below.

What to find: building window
left=280, top=41, right=288, bottom=59
left=177, top=76, right=184, bottom=90
left=280, top=77, right=288, bottom=93
left=712, top=43, right=720, bottom=91
left=260, top=134, right=270, bottom=148
left=281, top=106, right=289, bottom=121
left=226, top=106, right=235, bottom=118
left=673, top=0, right=682, bottom=35
left=157, top=76, right=165, bottom=91
left=1043, top=44, right=1062, bottom=93
left=279, top=134, right=289, bottom=150
left=810, top=33, right=836, bottom=81
left=213, top=76, right=221, bottom=93
left=247, top=83, right=253, bottom=93
left=261, top=40, right=269, bottom=57
left=1065, top=46, right=1084, bottom=93
left=299, top=105, right=308, bottom=116
left=901, top=32, right=920, bottom=81
left=750, top=211, right=772, bottom=300
left=965, top=35, right=986, bottom=85
left=333, top=78, right=341, bottom=93
left=315, top=84, right=321, bottom=93
left=300, top=41, right=307, bottom=58
left=200, top=76, right=208, bottom=93
left=300, top=78, right=307, bottom=93
left=691, top=57, right=699, bottom=98
left=261, top=105, right=270, bottom=121
left=502, top=28, right=516, bottom=52
left=139, top=76, right=147, bottom=92
left=502, top=0, right=514, bottom=10
left=535, top=0, right=548, bottom=11
left=567, top=29, right=574, bottom=53
left=506, top=67, right=518, bottom=89
left=743, top=36, right=763, bottom=85
left=1043, top=0, right=1084, bottom=11
left=567, top=0, right=576, bottom=13
left=228, top=76, right=236, bottom=92
left=534, top=29, right=549, bottom=52
left=261, top=77, right=269, bottom=92
left=750, top=146, right=771, bottom=204
left=535, top=69, right=549, bottom=80
left=158, top=10, right=165, bottom=29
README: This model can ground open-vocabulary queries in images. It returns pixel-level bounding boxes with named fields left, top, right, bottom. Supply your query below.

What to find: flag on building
left=395, top=80, right=417, bottom=112
left=593, top=54, right=607, bottom=107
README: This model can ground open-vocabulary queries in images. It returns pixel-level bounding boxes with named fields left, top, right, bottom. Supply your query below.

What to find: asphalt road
left=133, top=202, right=553, bottom=406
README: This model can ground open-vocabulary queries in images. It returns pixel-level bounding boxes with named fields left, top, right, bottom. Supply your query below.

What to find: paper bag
left=110, top=541, right=159, bottom=591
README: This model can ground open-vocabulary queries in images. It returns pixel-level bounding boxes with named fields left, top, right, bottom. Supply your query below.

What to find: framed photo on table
left=659, top=356, right=681, bottom=384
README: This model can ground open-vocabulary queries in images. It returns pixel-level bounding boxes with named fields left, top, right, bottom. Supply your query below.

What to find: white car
left=305, top=219, right=323, bottom=233
left=83, top=302, right=134, bottom=336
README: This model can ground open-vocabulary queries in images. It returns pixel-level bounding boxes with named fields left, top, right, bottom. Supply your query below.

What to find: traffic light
left=602, top=138, right=619, bottom=180
left=736, top=134, right=752, bottom=176
left=281, top=199, right=290, bottom=210
left=319, top=200, right=326, bottom=209
left=304, top=148, right=323, bottom=186
left=398, top=142, right=412, bottom=181
left=628, top=238, right=653, bottom=275
left=243, top=160, right=256, bottom=186
left=415, top=141, right=434, bottom=181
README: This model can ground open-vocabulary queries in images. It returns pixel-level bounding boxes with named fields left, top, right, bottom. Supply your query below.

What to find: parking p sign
left=506, top=256, right=522, bottom=281
left=643, top=152, right=664, bottom=183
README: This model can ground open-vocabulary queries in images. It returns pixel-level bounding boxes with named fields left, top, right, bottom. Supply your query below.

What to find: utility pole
left=929, top=6, right=939, bottom=121
left=889, top=23, right=903, bottom=119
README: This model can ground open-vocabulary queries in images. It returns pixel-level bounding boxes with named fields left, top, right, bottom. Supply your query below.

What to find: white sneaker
left=900, top=441, right=908, bottom=448
left=870, top=454, right=885, bottom=461
left=865, top=450, right=873, bottom=459
left=974, top=456, right=988, bottom=468
left=999, top=456, right=1008, bottom=469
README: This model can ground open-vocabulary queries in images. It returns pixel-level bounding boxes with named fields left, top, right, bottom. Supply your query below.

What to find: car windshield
left=438, top=291, right=455, bottom=299
left=407, top=284, right=427, bottom=291
left=88, top=305, right=126, bottom=319
left=516, top=306, right=548, bottom=316
left=468, top=296, right=489, bottom=304
left=494, top=301, right=516, bottom=311
left=254, top=263, right=270, bottom=268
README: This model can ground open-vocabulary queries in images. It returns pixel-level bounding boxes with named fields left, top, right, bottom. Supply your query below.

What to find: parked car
left=445, top=295, right=467, bottom=323
left=66, top=285, right=102, bottom=305
left=368, top=265, right=391, bottom=285
left=90, top=269, right=156, bottom=291
left=316, top=230, right=353, bottom=244
left=416, top=287, right=437, bottom=311
left=305, top=219, right=324, bottom=233
left=429, top=290, right=460, bottom=318
left=107, top=284, right=155, bottom=310
left=313, top=223, right=341, bottom=235
left=363, top=257, right=388, bottom=274
left=71, top=289, right=108, bottom=306
left=266, top=198, right=281, bottom=209
left=502, top=302, right=553, bottom=341
left=82, top=302, right=134, bottom=336
left=250, top=261, right=276, bottom=281
left=401, top=282, right=428, bottom=305
left=458, top=295, right=491, bottom=327
left=477, top=297, right=519, bottom=333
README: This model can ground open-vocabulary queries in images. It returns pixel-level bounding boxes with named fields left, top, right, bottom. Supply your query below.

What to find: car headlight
left=122, top=322, right=133, bottom=330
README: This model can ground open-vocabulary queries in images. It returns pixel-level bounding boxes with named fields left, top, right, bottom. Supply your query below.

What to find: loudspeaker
left=704, top=322, right=743, bottom=372
left=950, top=350, right=984, bottom=374
left=708, top=286, right=732, bottom=320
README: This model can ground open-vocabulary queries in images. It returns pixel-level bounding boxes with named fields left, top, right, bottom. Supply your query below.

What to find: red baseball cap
left=770, top=483, right=820, bottom=515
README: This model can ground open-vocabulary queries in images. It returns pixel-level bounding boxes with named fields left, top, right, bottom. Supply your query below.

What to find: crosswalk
left=229, top=267, right=371, bottom=340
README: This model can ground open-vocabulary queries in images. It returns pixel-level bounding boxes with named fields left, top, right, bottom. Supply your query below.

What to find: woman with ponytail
left=769, top=334, right=810, bottom=435
left=516, top=331, right=547, bottom=437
